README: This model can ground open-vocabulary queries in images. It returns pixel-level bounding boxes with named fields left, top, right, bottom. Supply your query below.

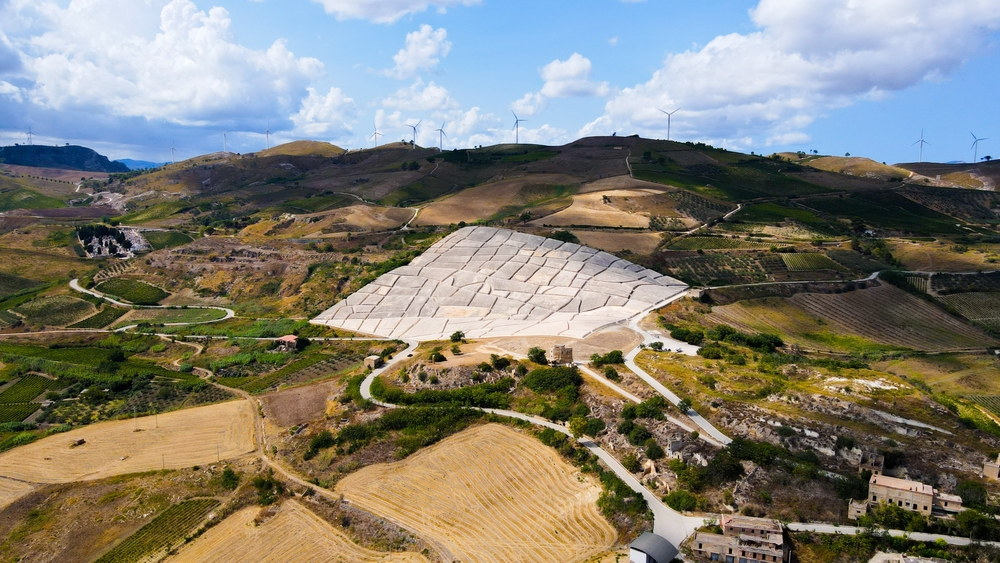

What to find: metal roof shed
left=629, top=532, right=679, bottom=563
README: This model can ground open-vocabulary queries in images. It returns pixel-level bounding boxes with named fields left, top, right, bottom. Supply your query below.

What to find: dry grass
left=890, top=240, right=994, bottom=272
left=801, top=156, right=911, bottom=181
left=571, top=231, right=664, bottom=254
left=0, top=400, right=254, bottom=485
left=576, top=175, right=670, bottom=194
left=0, top=478, right=36, bottom=512
left=336, top=424, right=616, bottom=563
left=257, top=141, right=345, bottom=158
left=414, top=174, right=577, bottom=225
left=170, top=500, right=428, bottom=563
left=530, top=190, right=655, bottom=228
left=242, top=204, right=413, bottom=239
left=876, top=354, right=1000, bottom=395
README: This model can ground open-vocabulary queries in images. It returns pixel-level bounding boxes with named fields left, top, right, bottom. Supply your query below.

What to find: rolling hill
left=0, top=144, right=128, bottom=172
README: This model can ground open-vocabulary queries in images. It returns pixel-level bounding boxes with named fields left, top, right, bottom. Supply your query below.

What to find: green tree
left=645, top=439, right=665, bottom=460
left=622, top=452, right=641, bottom=473
left=664, top=490, right=697, bottom=512
left=569, top=415, right=588, bottom=438
left=527, top=347, right=548, bottom=365
left=220, top=468, right=240, bottom=490
left=677, top=398, right=692, bottom=412
left=450, top=331, right=465, bottom=342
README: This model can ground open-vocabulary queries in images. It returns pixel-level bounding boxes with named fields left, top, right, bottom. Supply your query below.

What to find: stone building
left=849, top=474, right=963, bottom=520
left=860, top=452, right=885, bottom=476
left=691, top=515, right=789, bottom=563
left=364, top=355, right=383, bottom=370
left=983, top=453, right=1000, bottom=480
left=550, top=344, right=573, bottom=365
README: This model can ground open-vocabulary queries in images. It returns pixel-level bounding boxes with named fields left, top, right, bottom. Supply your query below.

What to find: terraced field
left=938, top=292, right=1000, bottom=331
left=172, top=501, right=429, bottom=563
left=780, top=253, right=848, bottom=272
left=707, top=284, right=997, bottom=352
left=11, top=295, right=95, bottom=326
left=336, top=424, right=616, bottom=563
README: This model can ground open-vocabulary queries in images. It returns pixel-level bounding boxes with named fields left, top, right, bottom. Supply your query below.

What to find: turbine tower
left=434, top=122, right=447, bottom=151
left=370, top=122, right=382, bottom=148
left=169, top=141, right=176, bottom=164
left=223, top=132, right=228, bottom=154
left=26, top=127, right=33, bottom=146
left=912, top=130, right=930, bottom=163
left=265, top=122, right=271, bottom=150
left=512, top=111, right=527, bottom=144
left=971, top=132, right=988, bottom=163
left=407, top=120, right=421, bottom=148
left=659, top=108, right=680, bottom=141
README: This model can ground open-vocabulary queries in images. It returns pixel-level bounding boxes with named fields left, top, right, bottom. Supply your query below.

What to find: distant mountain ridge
left=115, top=158, right=165, bottom=171
left=0, top=144, right=129, bottom=173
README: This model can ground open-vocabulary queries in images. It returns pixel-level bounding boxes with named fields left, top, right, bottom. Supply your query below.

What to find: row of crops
left=68, top=306, right=129, bottom=329
left=938, top=292, right=1000, bottom=332
left=780, top=253, right=849, bottom=272
left=95, top=499, right=220, bottom=563
left=0, top=375, right=65, bottom=423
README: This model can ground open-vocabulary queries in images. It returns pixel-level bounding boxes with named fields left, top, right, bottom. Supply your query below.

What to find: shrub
left=521, top=366, right=582, bottom=393
left=584, top=418, right=606, bottom=437
left=450, top=331, right=465, bottom=342
left=527, top=347, right=548, bottom=365
left=622, top=453, right=641, bottom=473
left=603, top=365, right=620, bottom=381
left=645, top=439, right=665, bottom=460
left=590, top=350, right=624, bottom=367
left=664, top=490, right=697, bottom=512
left=627, top=425, right=651, bottom=445
left=220, top=468, right=240, bottom=490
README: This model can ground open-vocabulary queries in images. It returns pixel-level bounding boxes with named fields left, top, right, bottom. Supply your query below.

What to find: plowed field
left=0, top=400, right=254, bottom=485
left=336, top=423, right=616, bottom=563
left=170, top=500, right=427, bottom=563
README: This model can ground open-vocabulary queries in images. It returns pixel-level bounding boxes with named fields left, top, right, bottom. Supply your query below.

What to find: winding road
left=69, top=278, right=235, bottom=329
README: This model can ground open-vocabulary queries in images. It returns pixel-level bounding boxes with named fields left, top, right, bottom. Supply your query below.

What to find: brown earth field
left=0, top=400, right=254, bottom=509
left=1, top=163, right=110, bottom=183
left=706, top=284, right=997, bottom=352
left=169, top=500, right=428, bottom=563
left=576, top=175, right=672, bottom=194
left=529, top=190, right=657, bottom=228
left=242, top=204, right=414, bottom=239
left=262, top=380, right=337, bottom=428
left=572, top=230, right=664, bottom=254
left=335, top=423, right=617, bottom=563
left=413, top=174, right=579, bottom=226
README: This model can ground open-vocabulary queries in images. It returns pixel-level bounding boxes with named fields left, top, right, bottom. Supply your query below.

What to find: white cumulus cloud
left=539, top=53, right=609, bottom=98
left=384, top=25, right=451, bottom=79
left=383, top=78, right=459, bottom=111
left=291, top=87, right=356, bottom=137
left=594, top=0, right=1000, bottom=148
left=311, top=0, right=480, bottom=24
left=12, top=0, right=323, bottom=126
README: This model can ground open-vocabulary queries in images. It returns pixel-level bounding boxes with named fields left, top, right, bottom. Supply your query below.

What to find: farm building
left=275, top=335, right=299, bottom=352
left=630, top=532, right=678, bottom=563
left=691, top=515, right=789, bottom=563
left=849, top=475, right=963, bottom=519
left=363, top=356, right=383, bottom=370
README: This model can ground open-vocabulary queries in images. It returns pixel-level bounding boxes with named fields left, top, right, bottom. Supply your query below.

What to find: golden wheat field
left=0, top=401, right=254, bottom=486
left=0, top=478, right=36, bottom=511
left=336, top=423, right=616, bottom=563
left=169, top=500, right=428, bottom=563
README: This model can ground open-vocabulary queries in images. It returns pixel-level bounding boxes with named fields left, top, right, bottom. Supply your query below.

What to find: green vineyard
left=95, top=498, right=220, bottom=563
left=0, top=403, right=40, bottom=424
left=0, top=374, right=62, bottom=403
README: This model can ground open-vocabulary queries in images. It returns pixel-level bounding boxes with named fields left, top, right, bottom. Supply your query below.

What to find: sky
left=0, top=0, right=999, bottom=165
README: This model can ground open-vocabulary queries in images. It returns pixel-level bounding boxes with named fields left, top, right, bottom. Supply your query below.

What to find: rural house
left=849, top=475, right=963, bottom=520
left=691, top=515, right=789, bottom=563
left=275, top=335, right=299, bottom=352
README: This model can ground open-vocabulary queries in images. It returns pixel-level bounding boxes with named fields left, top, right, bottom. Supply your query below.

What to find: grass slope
left=94, top=279, right=169, bottom=305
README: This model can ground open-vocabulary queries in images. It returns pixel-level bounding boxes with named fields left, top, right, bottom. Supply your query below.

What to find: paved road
left=787, top=523, right=1000, bottom=549
left=624, top=295, right=734, bottom=446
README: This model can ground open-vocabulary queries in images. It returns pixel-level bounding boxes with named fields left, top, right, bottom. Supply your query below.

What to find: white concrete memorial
left=311, top=226, right=688, bottom=340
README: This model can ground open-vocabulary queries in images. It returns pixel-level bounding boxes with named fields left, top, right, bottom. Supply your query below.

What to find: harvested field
left=262, top=381, right=337, bottom=428
left=803, top=156, right=911, bottom=181
left=171, top=500, right=427, bottom=563
left=414, top=174, right=577, bottom=225
left=0, top=478, right=36, bottom=511
left=576, top=175, right=669, bottom=194
left=571, top=230, right=664, bottom=254
left=530, top=190, right=656, bottom=228
left=0, top=400, right=254, bottom=484
left=336, top=423, right=616, bottom=563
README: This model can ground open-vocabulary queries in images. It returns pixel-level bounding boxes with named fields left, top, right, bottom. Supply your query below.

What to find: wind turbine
left=971, top=132, right=988, bottom=164
left=265, top=122, right=271, bottom=150
left=370, top=122, right=382, bottom=148
left=912, top=130, right=930, bottom=163
left=407, top=120, right=421, bottom=148
left=223, top=132, right=228, bottom=154
left=169, top=141, right=176, bottom=164
left=659, top=108, right=680, bottom=141
left=512, top=111, right=527, bottom=144
left=434, top=122, right=447, bottom=151
left=26, top=127, right=33, bottom=146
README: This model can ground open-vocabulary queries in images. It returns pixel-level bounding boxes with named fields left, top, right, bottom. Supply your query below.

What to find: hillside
left=0, top=144, right=128, bottom=173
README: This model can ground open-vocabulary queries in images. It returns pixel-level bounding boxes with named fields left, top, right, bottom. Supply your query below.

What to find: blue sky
left=0, top=0, right=998, bottom=165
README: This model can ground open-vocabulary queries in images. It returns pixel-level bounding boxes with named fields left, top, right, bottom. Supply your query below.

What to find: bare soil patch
left=262, top=381, right=337, bottom=428
left=414, top=174, right=578, bottom=225
left=530, top=190, right=654, bottom=228
left=336, top=423, right=616, bottom=563
left=891, top=240, right=994, bottom=272
left=572, top=230, right=664, bottom=254
left=170, top=500, right=428, bottom=563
